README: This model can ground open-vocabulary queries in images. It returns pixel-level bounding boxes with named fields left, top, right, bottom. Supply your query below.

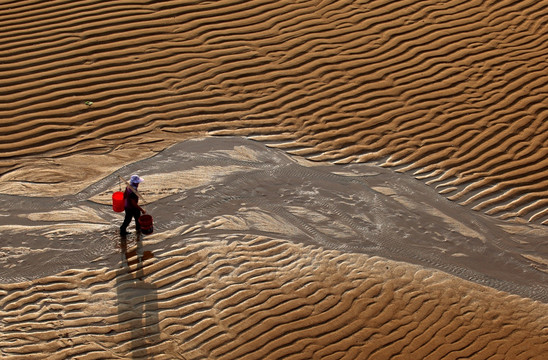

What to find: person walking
left=120, top=175, right=146, bottom=236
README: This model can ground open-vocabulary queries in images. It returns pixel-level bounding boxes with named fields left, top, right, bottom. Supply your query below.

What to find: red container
left=112, top=191, right=125, bottom=212
left=139, top=214, right=153, bottom=234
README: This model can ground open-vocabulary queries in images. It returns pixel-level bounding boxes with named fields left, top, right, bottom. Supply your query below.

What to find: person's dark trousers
left=120, top=208, right=141, bottom=234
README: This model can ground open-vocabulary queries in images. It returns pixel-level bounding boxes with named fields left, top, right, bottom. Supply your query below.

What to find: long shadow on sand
left=116, top=234, right=160, bottom=358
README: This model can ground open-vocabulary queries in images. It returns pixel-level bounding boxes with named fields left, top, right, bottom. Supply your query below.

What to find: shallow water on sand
left=1, top=137, right=546, bottom=302
left=2, top=137, right=547, bottom=359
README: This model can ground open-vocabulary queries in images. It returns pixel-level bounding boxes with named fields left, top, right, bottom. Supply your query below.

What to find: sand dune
left=1, top=0, right=547, bottom=223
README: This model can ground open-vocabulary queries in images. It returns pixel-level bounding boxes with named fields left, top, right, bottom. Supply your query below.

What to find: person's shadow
left=116, top=233, right=160, bottom=358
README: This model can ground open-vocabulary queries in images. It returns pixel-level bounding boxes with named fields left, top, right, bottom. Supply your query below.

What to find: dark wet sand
left=1, top=137, right=547, bottom=302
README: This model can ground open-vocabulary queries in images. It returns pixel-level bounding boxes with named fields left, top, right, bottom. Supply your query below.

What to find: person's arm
left=130, top=197, right=146, bottom=214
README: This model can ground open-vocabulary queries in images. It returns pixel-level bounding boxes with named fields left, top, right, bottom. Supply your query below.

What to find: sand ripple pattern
left=1, top=0, right=548, bottom=223
left=1, top=235, right=547, bottom=360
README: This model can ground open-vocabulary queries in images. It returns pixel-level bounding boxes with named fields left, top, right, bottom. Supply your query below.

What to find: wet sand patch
left=1, top=137, right=546, bottom=303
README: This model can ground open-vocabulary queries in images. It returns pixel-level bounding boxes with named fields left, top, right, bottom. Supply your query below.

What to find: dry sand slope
left=1, top=137, right=547, bottom=359
left=1, top=0, right=547, bottom=223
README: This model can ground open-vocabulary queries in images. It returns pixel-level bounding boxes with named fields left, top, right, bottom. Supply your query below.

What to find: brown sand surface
left=1, top=0, right=548, bottom=223
left=1, top=0, right=548, bottom=358
left=1, top=235, right=548, bottom=359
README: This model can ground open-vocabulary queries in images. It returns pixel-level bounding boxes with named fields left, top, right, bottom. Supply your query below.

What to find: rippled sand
left=1, top=0, right=548, bottom=358
left=2, top=236, right=548, bottom=359
left=2, top=0, right=548, bottom=223
left=2, top=138, right=547, bottom=358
